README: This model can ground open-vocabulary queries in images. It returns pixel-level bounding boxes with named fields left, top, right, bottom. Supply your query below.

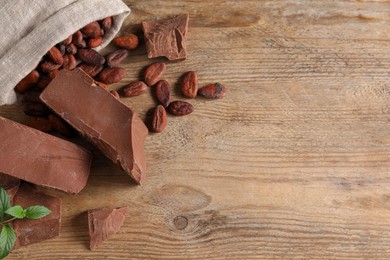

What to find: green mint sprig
left=0, top=187, right=51, bottom=259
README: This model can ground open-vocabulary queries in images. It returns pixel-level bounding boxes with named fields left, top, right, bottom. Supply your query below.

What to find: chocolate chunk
left=0, top=116, right=92, bottom=194
left=40, top=69, right=148, bottom=184
left=0, top=173, right=20, bottom=202
left=13, top=183, right=61, bottom=248
left=88, top=207, right=127, bottom=250
left=142, top=14, right=189, bottom=61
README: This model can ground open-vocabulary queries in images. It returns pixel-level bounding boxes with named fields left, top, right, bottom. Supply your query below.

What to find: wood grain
left=4, top=0, right=390, bottom=259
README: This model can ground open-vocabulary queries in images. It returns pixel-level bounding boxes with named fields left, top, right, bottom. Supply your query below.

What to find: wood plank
left=4, top=0, right=390, bottom=259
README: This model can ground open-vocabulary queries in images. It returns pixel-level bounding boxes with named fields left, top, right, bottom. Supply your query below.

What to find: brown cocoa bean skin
left=87, top=37, right=103, bottom=48
left=15, top=70, right=40, bottom=93
left=113, top=34, right=139, bottom=50
left=167, top=101, right=194, bottom=116
left=77, top=49, right=105, bottom=65
left=72, top=31, right=84, bottom=46
left=37, top=76, right=52, bottom=90
left=47, top=46, right=64, bottom=65
left=40, top=60, right=61, bottom=73
left=78, top=63, right=104, bottom=77
left=62, top=35, right=73, bottom=45
left=181, top=71, right=198, bottom=98
left=98, top=67, right=125, bottom=84
left=24, top=102, right=50, bottom=116
left=66, top=43, right=78, bottom=55
left=57, top=44, right=66, bottom=56
left=96, top=81, right=110, bottom=91
left=62, top=54, right=77, bottom=70
left=155, top=80, right=171, bottom=107
left=81, top=21, right=101, bottom=39
left=48, top=114, right=75, bottom=137
left=152, top=105, right=167, bottom=133
left=26, top=117, right=53, bottom=132
left=198, top=83, right=226, bottom=99
left=106, top=49, right=128, bottom=67
left=47, top=69, right=58, bottom=79
left=122, top=81, right=147, bottom=97
left=23, top=87, right=42, bottom=103
left=110, top=90, right=120, bottom=99
left=144, top=62, right=166, bottom=86
left=101, top=17, right=112, bottom=32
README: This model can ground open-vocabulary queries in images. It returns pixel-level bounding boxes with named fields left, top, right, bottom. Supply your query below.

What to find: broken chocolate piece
left=0, top=173, right=20, bottom=202
left=40, top=69, right=148, bottom=184
left=13, top=183, right=61, bottom=248
left=142, top=14, right=189, bottom=61
left=0, top=116, right=92, bottom=194
left=88, top=206, right=127, bottom=250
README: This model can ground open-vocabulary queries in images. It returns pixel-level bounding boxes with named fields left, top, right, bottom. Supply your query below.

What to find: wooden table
left=5, top=0, right=390, bottom=259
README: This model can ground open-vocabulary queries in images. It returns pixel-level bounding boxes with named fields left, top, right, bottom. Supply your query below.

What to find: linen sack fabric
left=0, top=0, right=130, bottom=105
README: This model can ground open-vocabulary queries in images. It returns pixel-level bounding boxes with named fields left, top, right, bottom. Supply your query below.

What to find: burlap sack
left=0, top=0, right=130, bottom=104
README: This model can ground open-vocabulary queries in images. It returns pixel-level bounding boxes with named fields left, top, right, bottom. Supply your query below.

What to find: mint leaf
left=24, top=206, right=51, bottom=219
left=0, top=224, right=16, bottom=259
left=0, top=188, right=11, bottom=220
left=5, top=206, right=25, bottom=219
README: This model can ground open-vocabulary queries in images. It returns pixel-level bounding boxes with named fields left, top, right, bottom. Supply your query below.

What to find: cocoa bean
left=57, top=43, right=66, bottom=56
left=62, top=54, right=77, bottom=70
left=15, top=70, right=40, bottom=93
left=62, top=35, right=73, bottom=45
left=26, top=116, right=53, bottom=132
left=78, top=63, right=104, bottom=77
left=113, top=34, right=139, bottom=50
left=47, top=46, right=63, bottom=65
left=198, top=83, right=226, bottom=99
left=167, top=100, right=194, bottom=116
left=77, top=49, right=105, bottom=65
left=24, top=102, right=50, bottom=116
left=106, top=49, right=128, bottom=67
left=151, top=105, right=167, bottom=133
left=87, top=37, right=103, bottom=48
left=95, top=81, right=110, bottom=91
left=81, top=21, right=101, bottom=39
left=122, top=81, right=147, bottom=97
left=110, top=90, right=120, bottom=99
left=98, top=67, right=125, bottom=84
left=180, top=71, right=198, bottom=98
left=144, top=62, right=166, bottom=86
left=40, top=60, right=61, bottom=73
left=37, top=76, right=52, bottom=90
left=48, top=114, right=75, bottom=137
left=101, top=17, right=112, bottom=32
left=155, top=80, right=171, bottom=107
left=66, top=43, right=78, bottom=55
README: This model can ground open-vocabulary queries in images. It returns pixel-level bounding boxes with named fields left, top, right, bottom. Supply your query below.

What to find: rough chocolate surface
left=0, top=116, right=92, bottom=194
left=13, top=184, right=61, bottom=248
left=142, top=14, right=189, bottom=61
left=40, top=69, right=148, bottom=184
left=88, top=206, right=127, bottom=250
left=0, top=173, right=20, bottom=202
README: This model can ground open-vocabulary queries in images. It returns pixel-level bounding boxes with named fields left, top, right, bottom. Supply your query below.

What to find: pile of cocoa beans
left=15, top=16, right=226, bottom=136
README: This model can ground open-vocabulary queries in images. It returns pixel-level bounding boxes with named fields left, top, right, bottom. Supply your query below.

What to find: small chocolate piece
left=13, top=183, right=61, bottom=248
left=0, top=173, right=20, bottom=202
left=88, top=207, right=127, bottom=250
left=0, top=116, right=92, bottom=194
left=40, top=69, right=148, bottom=184
left=142, top=14, right=189, bottom=61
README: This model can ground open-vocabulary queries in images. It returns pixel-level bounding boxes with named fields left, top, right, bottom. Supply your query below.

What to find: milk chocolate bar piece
left=40, top=69, right=148, bottom=184
left=0, top=173, right=20, bottom=202
left=13, top=183, right=61, bottom=248
left=142, top=14, right=189, bottom=61
left=0, top=116, right=92, bottom=194
left=88, top=206, right=127, bottom=250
